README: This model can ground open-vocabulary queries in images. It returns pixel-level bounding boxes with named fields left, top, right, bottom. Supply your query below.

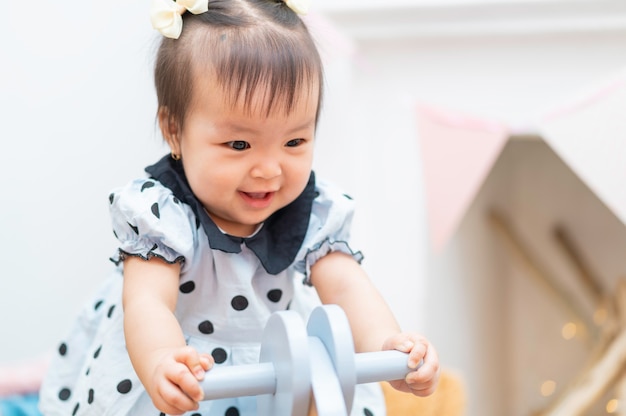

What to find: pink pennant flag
left=540, top=70, right=626, bottom=226
left=417, top=104, right=510, bottom=252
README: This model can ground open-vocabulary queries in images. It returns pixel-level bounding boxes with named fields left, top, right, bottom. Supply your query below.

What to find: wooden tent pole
left=539, top=327, right=626, bottom=416
left=553, top=225, right=603, bottom=307
left=489, top=211, right=594, bottom=338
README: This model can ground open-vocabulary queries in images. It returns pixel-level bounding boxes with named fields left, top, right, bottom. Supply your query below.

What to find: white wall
left=0, top=1, right=166, bottom=361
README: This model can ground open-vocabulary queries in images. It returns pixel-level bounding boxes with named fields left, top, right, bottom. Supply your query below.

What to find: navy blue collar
left=145, top=155, right=315, bottom=275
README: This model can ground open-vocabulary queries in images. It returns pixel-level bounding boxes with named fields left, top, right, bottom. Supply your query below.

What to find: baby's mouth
left=244, top=192, right=270, bottom=199
left=244, top=192, right=272, bottom=200
left=239, top=191, right=277, bottom=206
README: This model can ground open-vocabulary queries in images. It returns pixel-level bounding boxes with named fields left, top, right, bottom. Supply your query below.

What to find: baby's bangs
left=214, top=30, right=322, bottom=116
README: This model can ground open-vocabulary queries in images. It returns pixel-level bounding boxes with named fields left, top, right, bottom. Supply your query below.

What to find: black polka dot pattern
left=141, top=181, right=155, bottom=192
left=117, top=379, right=132, bottom=394
left=58, top=388, right=71, bottom=401
left=231, top=296, right=248, bottom=311
left=212, top=348, right=227, bottom=364
left=198, top=320, right=214, bottom=335
left=50, top=171, right=337, bottom=414
left=151, top=202, right=160, bottom=219
left=180, top=281, right=196, bottom=294
left=128, top=222, right=139, bottom=235
left=267, top=289, right=282, bottom=303
left=363, top=408, right=374, bottom=416
left=108, top=193, right=115, bottom=204
left=225, top=406, right=240, bottom=416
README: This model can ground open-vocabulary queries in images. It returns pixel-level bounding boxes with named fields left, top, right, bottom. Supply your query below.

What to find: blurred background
left=2, top=0, right=626, bottom=414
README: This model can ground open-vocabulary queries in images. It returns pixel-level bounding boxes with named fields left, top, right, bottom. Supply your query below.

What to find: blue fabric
left=0, top=394, right=41, bottom=416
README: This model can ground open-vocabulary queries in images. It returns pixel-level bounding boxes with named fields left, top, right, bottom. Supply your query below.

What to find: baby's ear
left=158, top=107, right=181, bottom=153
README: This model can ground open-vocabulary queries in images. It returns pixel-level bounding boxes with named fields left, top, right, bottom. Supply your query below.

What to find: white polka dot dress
left=39, top=156, right=385, bottom=416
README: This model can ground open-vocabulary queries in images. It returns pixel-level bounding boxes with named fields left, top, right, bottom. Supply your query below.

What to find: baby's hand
left=148, top=346, right=214, bottom=415
left=382, top=333, right=440, bottom=397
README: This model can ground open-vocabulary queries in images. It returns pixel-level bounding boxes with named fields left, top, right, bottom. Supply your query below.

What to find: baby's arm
left=310, top=252, right=439, bottom=396
left=123, top=256, right=213, bottom=415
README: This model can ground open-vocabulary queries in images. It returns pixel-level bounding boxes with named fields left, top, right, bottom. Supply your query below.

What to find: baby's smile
left=243, top=191, right=273, bottom=199
left=239, top=191, right=275, bottom=208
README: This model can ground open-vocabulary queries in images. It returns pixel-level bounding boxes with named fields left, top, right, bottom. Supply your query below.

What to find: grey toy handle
left=200, top=305, right=417, bottom=416
left=200, top=349, right=413, bottom=399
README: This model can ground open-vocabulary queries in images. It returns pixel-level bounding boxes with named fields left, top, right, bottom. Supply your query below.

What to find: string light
left=561, top=322, right=577, bottom=340
left=606, top=399, right=619, bottom=413
left=541, top=380, right=557, bottom=397
left=538, top=314, right=600, bottom=402
left=594, top=307, right=608, bottom=326
left=539, top=321, right=576, bottom=399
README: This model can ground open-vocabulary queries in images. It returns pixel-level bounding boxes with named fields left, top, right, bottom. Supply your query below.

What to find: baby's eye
left=227, top=141, right=250, bottom=151
left=285, top=138, right=305, bottom=147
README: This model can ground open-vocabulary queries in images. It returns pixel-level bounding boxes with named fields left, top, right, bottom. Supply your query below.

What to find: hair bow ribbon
left=150, top=0, right=209, bottom=39
left=284, top=0, right=310, bottom=15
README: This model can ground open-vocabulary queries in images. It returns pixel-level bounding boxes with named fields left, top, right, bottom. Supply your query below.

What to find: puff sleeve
left=294, top=178, right=364, bottom=285
left=108, top=178, right=198, bottom=271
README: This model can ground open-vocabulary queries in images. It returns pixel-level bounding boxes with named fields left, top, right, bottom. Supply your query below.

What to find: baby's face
left=172, top=74, right=318, bottom=237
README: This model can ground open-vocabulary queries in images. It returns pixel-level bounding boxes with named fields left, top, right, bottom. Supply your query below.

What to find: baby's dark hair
left=154, top=0, right=323, bottom=131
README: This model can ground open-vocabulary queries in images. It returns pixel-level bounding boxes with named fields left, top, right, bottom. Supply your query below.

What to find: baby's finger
left=383, top=333, right=428, bottom=369
left=406, top=337, right=428, bottom=370
left=382, top=333, right=417, bottom=353
left=199, top=353, right=214, bottom=373
left=174, top=346, right=207, bottom=380
left=168, top=360, right=205, bottom=403
left=420, top=342, right=440, bottom=378
left=406, top=344, right=440, bottom=395
left=406, top=378, right=438, bottom=397
left=154, top=375, right=198, bottom=415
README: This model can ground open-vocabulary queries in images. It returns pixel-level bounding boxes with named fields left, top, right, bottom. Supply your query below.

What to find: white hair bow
left=150, top=0, right=209, bottom=39
left=284, top=0, right=310, bottom=15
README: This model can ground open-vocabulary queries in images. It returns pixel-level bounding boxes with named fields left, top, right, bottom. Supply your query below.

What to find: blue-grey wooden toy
left=200, top=305, right=413, bottom=416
